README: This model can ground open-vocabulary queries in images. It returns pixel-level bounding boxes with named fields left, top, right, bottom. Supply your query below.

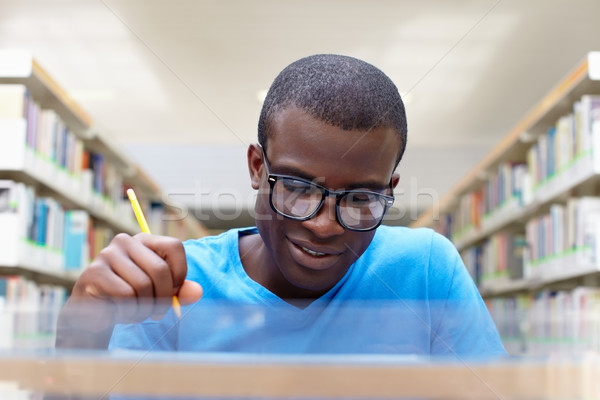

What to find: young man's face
left=249, top=105, right=401, bottom=298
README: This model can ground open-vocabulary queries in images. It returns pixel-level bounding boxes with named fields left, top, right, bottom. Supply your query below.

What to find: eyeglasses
left=260, top=147, right=395, bottom=231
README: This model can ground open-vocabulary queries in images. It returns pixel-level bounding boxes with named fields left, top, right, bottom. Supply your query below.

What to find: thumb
left=177, top=280, right=203, bottom=305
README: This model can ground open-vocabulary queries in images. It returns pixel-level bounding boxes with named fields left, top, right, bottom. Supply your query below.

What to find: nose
left=300, top=195, right=345, bottom=238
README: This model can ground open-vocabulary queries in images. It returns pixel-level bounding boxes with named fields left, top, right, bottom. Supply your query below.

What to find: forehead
left=266, top=106, right=400, bottom=184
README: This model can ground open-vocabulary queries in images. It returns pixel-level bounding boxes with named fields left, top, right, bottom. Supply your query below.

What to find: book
left=33, top=198, right=49, bottom=246
left=525, top=197, right=600, bottom=266
left=0, top=275, right=67, bottom=350
left=578, top=95, right=600, bottom=153
left=0, top=180, right=15, bottom=213
left=487, top=287, right=600, bottom=355
left=63, top=210, right=90, bottom=271
left=0, top=84, right=27, bottom=119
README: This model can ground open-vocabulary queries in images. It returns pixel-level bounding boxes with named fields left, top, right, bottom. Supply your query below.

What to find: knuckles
left=133, top=274, right=155, bottom=296
left=148, top=257, right=170, bottom=274
left=151, top=234, right=185, bottom=255
left=79, top=257, right=110, bottom=282
left=112, top=232, right=134, bottom=245
left=116, top=285, right=137, bottom=299
left=96, top=233, right=132, bottom=260
left=73, top=232, right=185, bottom=302
left=96, top=244, right=119, bottom=261
left=163, top=236, right=184, bottom=252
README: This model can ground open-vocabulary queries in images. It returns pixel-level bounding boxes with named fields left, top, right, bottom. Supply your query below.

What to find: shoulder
left=371, top=225, right=456, bottom=258
left=373, top=224, right=433, bottom=241
left=360, top=225, right=459, bottom=277
left=182, top=227, right=254, bottom=281
left=349, top=226, right=464, bottom=300
left=369, top=225, right=464, bottom=285
left=183, top=228, right=233, bottom=252
left=184, top=226, right=256, bottom=252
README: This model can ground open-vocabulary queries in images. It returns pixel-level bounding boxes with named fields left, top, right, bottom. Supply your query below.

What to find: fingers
left=71, top=233, right=193, bottom=323
left=178, top=280, right=204, bottom=305
left=118, top=234, right=175, bottom=300
left=134, top=233, right=188, bottom=293
left=59, top=233, right=203, bottom=348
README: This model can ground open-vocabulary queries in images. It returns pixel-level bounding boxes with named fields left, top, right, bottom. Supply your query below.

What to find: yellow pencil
left=126, top=188, right=182, bottom=318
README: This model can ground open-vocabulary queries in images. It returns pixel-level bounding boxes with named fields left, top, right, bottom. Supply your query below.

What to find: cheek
left=254, top=186, right=289, bottom=237
left=254, top=197, right=271, bottom=228
left=253, top=180, right=273, bottom=220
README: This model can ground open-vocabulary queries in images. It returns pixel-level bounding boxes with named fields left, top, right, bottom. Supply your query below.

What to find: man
left=56, top=54, right=506, bottom=357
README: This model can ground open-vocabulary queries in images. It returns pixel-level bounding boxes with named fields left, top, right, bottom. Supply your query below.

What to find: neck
left=238, top=233, right=330, bottom=302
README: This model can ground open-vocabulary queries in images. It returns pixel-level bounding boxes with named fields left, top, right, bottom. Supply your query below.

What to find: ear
left=247, top=143, right=264, bottom=189
left=391, top=171, right=400, bottom=190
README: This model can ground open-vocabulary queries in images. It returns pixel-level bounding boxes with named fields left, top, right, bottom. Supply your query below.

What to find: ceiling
left=1, top=0, right=600, bottom=230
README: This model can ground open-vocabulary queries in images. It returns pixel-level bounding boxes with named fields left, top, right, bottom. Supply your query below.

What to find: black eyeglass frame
left=260, top=146, right=395, bottom=232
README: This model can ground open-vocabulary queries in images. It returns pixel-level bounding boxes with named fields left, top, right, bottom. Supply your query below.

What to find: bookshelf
left=0, top=50, right=208, bottom=349
left=411, top=52, right=600, bottom=354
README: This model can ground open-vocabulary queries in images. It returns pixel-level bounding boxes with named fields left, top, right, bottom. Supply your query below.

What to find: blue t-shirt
left=110, top=226, right=506, bottom=358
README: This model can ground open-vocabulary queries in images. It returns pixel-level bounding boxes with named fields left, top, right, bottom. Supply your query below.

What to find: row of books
left=487, top=287, right=600, bottom=356
left=461, top=196, right=600, bottom=290
left=0, top=180, right=115, bottom=271
left=0, top=275, right=66, bottom=350
left=528, top=95, right=600, bottom=189
left=525, top=197, right=600, bottom=265
left=0, top=84, right=127, bottom=213
left=448, top=162, right=528, bottom=239
left=461, top=232, right=526, bottom=287
left=0, top=178, right=182, bottom=271
left=435, top=93, right=600, bottom=242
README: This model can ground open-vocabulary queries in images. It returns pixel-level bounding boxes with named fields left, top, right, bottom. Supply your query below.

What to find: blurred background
left=1, top=0, right=600, bottom=231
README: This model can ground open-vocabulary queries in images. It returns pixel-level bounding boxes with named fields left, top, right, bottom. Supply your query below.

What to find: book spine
left=0, top=275, right=66, bottom=350
left=487, top=287, right=600, bottom=355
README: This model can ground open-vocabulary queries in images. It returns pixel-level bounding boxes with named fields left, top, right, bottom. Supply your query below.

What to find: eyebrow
left=271, top=164, right=389, bottom=191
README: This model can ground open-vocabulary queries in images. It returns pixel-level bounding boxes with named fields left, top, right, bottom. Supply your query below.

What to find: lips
left=287, top=237, right=343, bottom=270
left=298, top=245, right=328, bottom=257
left=290, top=238, right=342, bottom=256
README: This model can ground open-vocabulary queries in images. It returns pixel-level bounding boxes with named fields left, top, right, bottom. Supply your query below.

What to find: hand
left=55, top=233, right=203, bottom=349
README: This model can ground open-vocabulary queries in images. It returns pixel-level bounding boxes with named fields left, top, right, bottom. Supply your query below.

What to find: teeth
left=300, top=245, right=327, bottom=257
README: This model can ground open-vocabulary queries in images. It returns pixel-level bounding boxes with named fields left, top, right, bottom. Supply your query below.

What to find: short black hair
left=258, top=54, right=407, bottom=166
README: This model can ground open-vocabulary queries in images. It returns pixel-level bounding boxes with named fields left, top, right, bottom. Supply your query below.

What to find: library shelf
left=0, top=266, right=79, bottom=289
left=479, top=277, right=531, bottom=298
left=0, top=50, right=208, bottom=284
left=453, top=196, right=525, bottom=250
left=412, top=51, right=600, bottom=298
left=0, top=50, right=90, bottom=134
left=413, top=52, right=600, bottom=232
left=0, top=132, right=139, bottom=235
left=525, top=249, right=600, bottom=286
left=480, top=252, right=600, bottom=298
left=453, top=149, right=600, bottom=252
left=0, top=49, right=212, bottom=352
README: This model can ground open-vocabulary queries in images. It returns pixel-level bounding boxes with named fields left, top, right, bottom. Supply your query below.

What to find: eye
left=282, top=178, right=314, bottom=193
left=345, top=192, right=376, bottom=205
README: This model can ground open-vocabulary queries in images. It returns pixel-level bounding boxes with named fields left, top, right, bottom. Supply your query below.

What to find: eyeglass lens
left=271, top=177, right=387, bottom=229
left=338, top=192, right=386, bottom=229
left=272, top=177, right=323, bottom=216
